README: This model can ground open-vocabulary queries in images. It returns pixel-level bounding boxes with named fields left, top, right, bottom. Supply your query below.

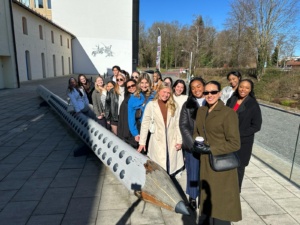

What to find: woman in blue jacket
left=128, top=73, right=155, bottom=144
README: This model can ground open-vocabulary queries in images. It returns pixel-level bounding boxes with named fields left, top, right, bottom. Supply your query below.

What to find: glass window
left=39, top=25, right=43, bottom=40
left=21, top=0, right=30, bottom=7
left=47, top=0, right=51, bottom=9
left=22, top=17, right=28, bottom=35
left=34, top=0, right=44, bottom=8
left=51, top=31, right=54, bottom=43
left=60, top=35, right=63, bottom=46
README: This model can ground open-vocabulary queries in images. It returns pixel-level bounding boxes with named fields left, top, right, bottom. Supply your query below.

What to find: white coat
left=139, top=100, right=184, bottom=175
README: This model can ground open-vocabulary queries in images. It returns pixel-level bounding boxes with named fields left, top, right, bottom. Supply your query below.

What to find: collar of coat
left=227, top=95, right=254, bottom=113
left=186, top=96, right=199, bottom=109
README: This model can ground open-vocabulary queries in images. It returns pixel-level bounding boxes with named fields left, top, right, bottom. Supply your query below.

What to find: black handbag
left=202, top=121, right=240, bottom=172
left=209, top=152, right=240, bottom=172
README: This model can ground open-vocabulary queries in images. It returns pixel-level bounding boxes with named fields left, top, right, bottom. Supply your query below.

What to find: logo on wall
left=92, top=44, right=113, bottom=57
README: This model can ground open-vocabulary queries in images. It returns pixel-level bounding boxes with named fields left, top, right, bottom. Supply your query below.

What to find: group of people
left=67, top=67, right=262, bottom=225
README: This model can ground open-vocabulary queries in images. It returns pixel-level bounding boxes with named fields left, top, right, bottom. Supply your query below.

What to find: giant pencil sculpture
left=37, top=85, right=189, bottom=215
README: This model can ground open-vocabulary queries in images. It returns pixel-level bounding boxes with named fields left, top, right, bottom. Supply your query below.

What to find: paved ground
left=0, top=75, right=299, bottom=225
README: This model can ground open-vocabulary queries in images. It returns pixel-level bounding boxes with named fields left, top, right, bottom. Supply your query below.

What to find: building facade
left=17, top=0, right=52, bottom=20
left=52, top=0, right=139, bottom=75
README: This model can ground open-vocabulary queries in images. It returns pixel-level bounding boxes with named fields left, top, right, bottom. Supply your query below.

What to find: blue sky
left=140, top=0, right=300, bottom=56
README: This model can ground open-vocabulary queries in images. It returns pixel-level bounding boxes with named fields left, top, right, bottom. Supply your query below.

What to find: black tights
left=198, top=214, right=231, bottom=225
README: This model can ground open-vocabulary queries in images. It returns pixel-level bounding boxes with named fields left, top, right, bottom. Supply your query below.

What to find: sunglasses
left=116, top=79, right=124, bottom=82
left=203, top=91, right=219, bottom=95
left=127, top=84, right=136, bottom=89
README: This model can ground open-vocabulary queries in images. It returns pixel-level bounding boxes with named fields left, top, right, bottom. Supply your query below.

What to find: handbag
left=203, top=122, right=240, bottom=172
left=149, top=103, right=155, bottom=134
left=209, top=152, right=240, bottom=172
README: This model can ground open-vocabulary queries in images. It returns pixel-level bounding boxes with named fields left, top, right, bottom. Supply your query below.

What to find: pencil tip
left=175, top=201, right=190, bottom=215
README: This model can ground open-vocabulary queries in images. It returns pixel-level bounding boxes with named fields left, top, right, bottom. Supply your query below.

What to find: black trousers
left=237, top=165, right=246, bottom=192
left=198, top=214, right=231, bottom=225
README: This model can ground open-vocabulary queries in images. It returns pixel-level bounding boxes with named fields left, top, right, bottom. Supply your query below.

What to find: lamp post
left=181, top=50, right=193, bottom=84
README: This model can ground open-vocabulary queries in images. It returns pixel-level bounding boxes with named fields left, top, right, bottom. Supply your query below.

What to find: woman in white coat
left=138, top=83, right=184, bottom=176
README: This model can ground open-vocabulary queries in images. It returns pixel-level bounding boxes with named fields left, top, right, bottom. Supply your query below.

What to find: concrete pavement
left=0, top=75, right=299, bottom=225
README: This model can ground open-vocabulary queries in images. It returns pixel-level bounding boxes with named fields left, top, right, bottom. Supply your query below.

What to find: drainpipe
left=9, top=0, right=20, bottom=88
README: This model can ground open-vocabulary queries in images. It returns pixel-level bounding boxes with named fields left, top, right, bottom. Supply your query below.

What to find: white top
left=173, top=94, right=188, bottom=112
left=220, top=86, right=234, bottom=105
left=118, top=86, right=125, bottom=114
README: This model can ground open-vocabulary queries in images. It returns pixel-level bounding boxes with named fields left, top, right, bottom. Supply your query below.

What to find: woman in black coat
left=179, top=77, right=206, bottom=210
left=227, top=79, right=262, bottom=191
left=117, top=79, right=138, bottom=148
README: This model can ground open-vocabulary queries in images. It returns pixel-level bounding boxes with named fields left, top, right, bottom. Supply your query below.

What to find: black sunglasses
left=127, top=84, right=136, bottom=89
left=116, top=79, right=124, bottom=82
left=203, top=91, right=219, bottom=95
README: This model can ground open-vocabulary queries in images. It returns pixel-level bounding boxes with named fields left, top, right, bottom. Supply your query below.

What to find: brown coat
left=193, top=100, right=242, bottom=222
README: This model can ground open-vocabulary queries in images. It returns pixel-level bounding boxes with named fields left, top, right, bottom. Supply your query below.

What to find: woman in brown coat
left=193, top=81, right=241, bottom=224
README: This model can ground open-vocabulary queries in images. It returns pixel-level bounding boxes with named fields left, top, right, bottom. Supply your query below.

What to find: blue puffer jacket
left=128, top=91, right=156, bottom=137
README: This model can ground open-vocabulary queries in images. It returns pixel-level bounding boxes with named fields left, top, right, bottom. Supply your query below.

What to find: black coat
left=179, top=97, right=200, bottom=151
left=227, top=95, right=262, bottom=166
left=117, top=94, right=137, bottom=148
left=105, top=89, right=119, bottom=122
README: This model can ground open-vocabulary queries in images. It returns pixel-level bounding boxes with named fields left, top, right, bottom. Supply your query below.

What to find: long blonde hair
left=134, top=73, right=153, bottom=98
left=154, top=83, right=177, bottom=117
left=94, top=76, right=105, bottom=95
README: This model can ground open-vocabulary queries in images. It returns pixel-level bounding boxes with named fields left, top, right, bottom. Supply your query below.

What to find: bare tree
left=227, top=0, right=299, bottom=79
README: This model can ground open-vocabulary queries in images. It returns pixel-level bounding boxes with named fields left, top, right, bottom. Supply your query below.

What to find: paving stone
left=251, top=176, right=295, bottom=199
left=23, top=177, right=53, bottom=189
left=241, top=187, right=286, bottom=216
left=14, top=156, right=45, bottom=171
left=44, top=150, right=70, bottom=163
left=284, top=184, right=300, bottom=198
left=96, top=208, right=131, bottom=225
left=260, top=214, right=299, bottom=225
left=31, top=162, right=63, bottom=178
left=98, top=184, right=130, bottom=210
left=0, top=163, right=17, bottom=180
left=161, top=207, right=197, bottom=225
left=243, top=163, right=269, bottom=178
left=33, top=187, right=74, bottom=215
left=0, top=190, right=18, bottom=211
left=274, top=198, right=300, bottom=223
left=12, top=186, right=47, bottom=201
left=0, top=201, right=38, bottom=225
left=232, top=201, right=266, bottom=225
left=0, top=179, right=27, bottom=191
left=73, top=175, right=105, bottom=198
left=80, top=160, right=106, bottom=177
left=26, top=214, right=64, bottom=225
left=62, top=197, right=100, bottom=225
left=4, top=170, right=34, bottom=180
left=61, top=155, right=87, bottom=169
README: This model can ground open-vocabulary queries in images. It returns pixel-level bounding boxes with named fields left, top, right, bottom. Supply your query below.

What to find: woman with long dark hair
left=117, top=79, right=138, bottom=147
left=179, top=77, right=205, bottom=211
left=220, top=71, right=242, bottom=105
left=78, top=74, right=95, bottom=104
left=226, top=79, right=262, bottom=191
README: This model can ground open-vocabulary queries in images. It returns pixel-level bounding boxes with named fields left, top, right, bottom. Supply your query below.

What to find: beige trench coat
left=139, top=101, right=184, bottom=175
left=193, top=100, right=242, bottom=222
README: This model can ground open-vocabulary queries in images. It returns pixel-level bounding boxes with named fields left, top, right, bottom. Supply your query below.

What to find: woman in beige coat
left=138, top=84, right=184, bottom=176
left=193, top=81, right=241, bottom=224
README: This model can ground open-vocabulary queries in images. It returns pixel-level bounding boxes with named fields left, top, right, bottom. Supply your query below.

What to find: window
left=47, top=0, right=52, bottom=9
left=39, top=25, right=43, bottom=40
left=61, top=56, right=64, bottom=75
left=22, top=17, right=28, bottom=35
left=21, top=0, right=30, bottom=7
left=53, top=55, right=56, bottom=77
left=34, top=0, right=44, bottom=8
left=41, top=53, right=46, bottom=78
left=51, top=30, right=54, bottom=43
left=67, top=38, right=70, bottom=49
left=68, top=57, right=71, bottom=74
left=60, top=35, right=63, bottom=46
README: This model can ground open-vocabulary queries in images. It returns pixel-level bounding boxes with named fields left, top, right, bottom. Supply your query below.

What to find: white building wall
left=52, top=0, right=133, bottom=75
left=12, top=3, right=73, bottom=81
left=0, top=0, right=19, bottom=88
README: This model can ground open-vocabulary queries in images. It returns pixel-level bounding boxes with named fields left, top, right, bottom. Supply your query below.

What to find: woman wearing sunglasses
left=193, top=81, right=241, bottom=224
left=117, top=79, right=138, bottom=147
left=131, top=71, right=140, bottom=81
left=105, top=73, right=126, bottom=135
left=226, top=79, right=262, bottom=191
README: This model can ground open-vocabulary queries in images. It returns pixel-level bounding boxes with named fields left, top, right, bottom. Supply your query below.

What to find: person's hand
left=137, top=145, right=146, bottom=153
left=107, top=121, right=110, bottom=124
left=175, top=144, right=182, bottom=151
left=135, top=135, right=140, bottom=142
left=98, top=115, right=103, bottom=119
left=193, top=143, right=211, bottom=154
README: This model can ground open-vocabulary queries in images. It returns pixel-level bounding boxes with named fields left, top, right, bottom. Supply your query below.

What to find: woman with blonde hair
left=138, top=83, right=184, bottom=176
left=128, top=73, right=156, bottom=143
left=92, top=76, right=107, bottom=128
left=105, top=73, right=126, bottom=135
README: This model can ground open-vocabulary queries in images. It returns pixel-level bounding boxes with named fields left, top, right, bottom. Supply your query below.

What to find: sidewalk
left=0, top=75, right=299, bottom=225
